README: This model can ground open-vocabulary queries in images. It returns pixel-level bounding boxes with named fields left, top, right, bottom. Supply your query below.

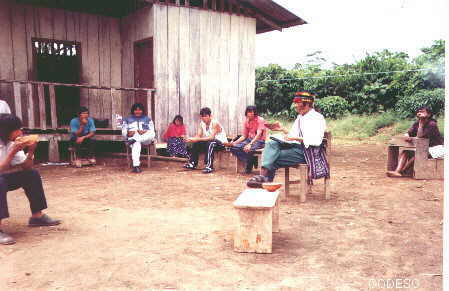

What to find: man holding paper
left=247, top=92, right=327, bottom=186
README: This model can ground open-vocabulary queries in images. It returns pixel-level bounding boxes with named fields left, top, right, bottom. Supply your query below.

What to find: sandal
left=247, top=175, right=268, bottom=188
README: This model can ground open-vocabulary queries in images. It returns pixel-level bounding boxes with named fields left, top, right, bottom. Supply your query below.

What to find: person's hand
left=80, top=117, right=88, bottom=125
left=11, top=141, right=26, bottom=154
left=27, top=141, right=38, bottom=152
left=267, top=121, right=282, bottom=131
left=405, top=137, right=413, bottom=142
left=127, top=131, right=135, bottom=137
left=243, top=144, right=252, bottom=153
left=76, top=137, right=84, bottom=144
left=186, top=137, right=198, bottom=143
left=284, top=135, right=295, bottom=141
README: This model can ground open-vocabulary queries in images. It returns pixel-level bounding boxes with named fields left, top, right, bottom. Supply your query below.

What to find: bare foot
left=386, top=171, right=402, bottom=177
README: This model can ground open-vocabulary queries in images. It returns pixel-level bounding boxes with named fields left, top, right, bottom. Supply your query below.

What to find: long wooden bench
left=233, top=188, right=280, bottom=254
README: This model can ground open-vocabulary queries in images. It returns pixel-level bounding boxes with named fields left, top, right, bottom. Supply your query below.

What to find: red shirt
left=243, top=116, right=266, bottom=141
left=163, top=123, right=186, bottom=141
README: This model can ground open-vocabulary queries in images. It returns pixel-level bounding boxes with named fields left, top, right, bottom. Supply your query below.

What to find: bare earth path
left=0, top=144, right=443, bottom=290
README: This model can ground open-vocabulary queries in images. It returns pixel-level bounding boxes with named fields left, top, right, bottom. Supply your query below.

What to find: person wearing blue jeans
left=230, top=106, right=266, bottom=174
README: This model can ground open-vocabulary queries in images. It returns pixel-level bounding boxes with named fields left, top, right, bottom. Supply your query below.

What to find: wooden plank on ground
left=37, top=84, right=46, bottom=129
left=48, top=85, right=58, bottom=128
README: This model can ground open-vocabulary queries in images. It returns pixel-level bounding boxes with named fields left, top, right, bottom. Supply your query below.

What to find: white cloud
left=256, top=0, right=447, bottom=68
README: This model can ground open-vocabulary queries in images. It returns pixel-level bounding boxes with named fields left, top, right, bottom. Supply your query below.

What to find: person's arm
left=20, top=142, right=38, bottom=170
left=0, top=143, right=25, bottom=172
left=147, top=119, right=155, bottom=140
left=197, top=123, right=221, bottom=142
left=417, top=120, right=426, bottom=138
left=186, top=126, right=203, bottom=143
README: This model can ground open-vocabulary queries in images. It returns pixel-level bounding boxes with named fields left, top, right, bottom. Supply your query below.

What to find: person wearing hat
left=387, top=106, right=444, bottom=177
left=248, top=92, right=327, bottom=186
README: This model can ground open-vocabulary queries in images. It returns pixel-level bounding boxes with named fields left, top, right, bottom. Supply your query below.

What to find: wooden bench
left=233, top=148, right=263, bottom=174
left=387, top=136, right=444, bottom=179
left=233, top=189, right=280, bottom=254
left=125, top=141, right=156, bottom=168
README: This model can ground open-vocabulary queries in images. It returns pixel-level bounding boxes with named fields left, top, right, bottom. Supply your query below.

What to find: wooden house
left=0, top=0, right=306, bottom=139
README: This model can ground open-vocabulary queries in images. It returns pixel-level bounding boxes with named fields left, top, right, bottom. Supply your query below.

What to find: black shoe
left=202, top=167, right=214, bottom=174
left=184, top=162, right=196, bottom=170
left=126, top=139, right=136, bottom=147
left=131, top=166, right=142, bottom=173
left=0, top=231, right=15, bottom=245
left=28, top=214, right=61, bottom=227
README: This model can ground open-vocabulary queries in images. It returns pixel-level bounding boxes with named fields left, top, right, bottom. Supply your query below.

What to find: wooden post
left=387, top=145, right=399, bottom=171
left=299, top=164, right=308, bottom=203
left=203, top=0, right=208, bottom=9
left=211, top=0, right=216, bottom=10
left=48, top=85, right=58, bottom=128
left=48, top=136, right=60, bottom=162
left=147, top=90, right=154, bottom=120
left=26, top=83, right=35, bottom=128
left=37, top=84, right=47, bottom=130
left=284, top=167, right=290, bottom=197
left=220, top=0, right=225, bottom=12
left=13, top=82, right=22, bottom=120
left=111, top=88, right=121, bottom=130
left=185, top=0, right=190, bottom=7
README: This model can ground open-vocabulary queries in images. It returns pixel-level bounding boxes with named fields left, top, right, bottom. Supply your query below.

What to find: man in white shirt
left=0, top=114, right=60, bottom=245
left=248, top=92, right=326, bottom=185
left=0, top=100, right=11, bottom=114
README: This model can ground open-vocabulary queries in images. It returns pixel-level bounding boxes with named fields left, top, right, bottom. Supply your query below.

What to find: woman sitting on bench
left=387, top=106, right=444, bottom=177
left=163, top=115, right=190, bottom=159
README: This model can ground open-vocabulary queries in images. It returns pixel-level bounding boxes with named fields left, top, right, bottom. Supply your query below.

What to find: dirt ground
left=0, top=143, right=443, bottom=290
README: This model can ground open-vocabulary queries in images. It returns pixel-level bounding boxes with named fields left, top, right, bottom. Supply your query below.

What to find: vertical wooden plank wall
left=151, top=4, right=256, bottom=138
left=0, top=0, right=122, bottom=127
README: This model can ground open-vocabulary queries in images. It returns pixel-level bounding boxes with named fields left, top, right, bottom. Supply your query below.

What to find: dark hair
left=78, top=106, right=89, bottom=115
left=417, top=106, right=434, bottom=119
left=245, top=105, right=258, bottom=117
left=131, top=103, right=145, bottom=115
left=172, top=115, right=184, bottom=125
left=0, top=114, right=22, bottom=143
left=200, top=107, right=211, bottom=117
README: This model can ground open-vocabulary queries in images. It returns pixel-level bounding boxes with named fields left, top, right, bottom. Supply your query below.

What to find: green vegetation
left=256, top=40, right=445, bottom=120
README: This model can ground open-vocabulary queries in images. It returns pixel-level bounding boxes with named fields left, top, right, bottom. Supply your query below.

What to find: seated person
left=0, top=99, right=11, bottom=114
left=163, top=115, right=190, bottom=159
left=70, top=107, right=96, bottom=167
left=248, top=92, right=327, bottom=186
left=230, top=105, right=266, bottom=173
left=387, top=106, right=444, bottom=177
left=0, top=114, right=60, bottom=245
left=184, top=107, right=227, bottom=174
left=122, top=103, right=155, bottom=173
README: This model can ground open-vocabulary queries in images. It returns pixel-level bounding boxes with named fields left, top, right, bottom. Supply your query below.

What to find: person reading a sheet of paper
left=247, top=92, right=328, bottom=187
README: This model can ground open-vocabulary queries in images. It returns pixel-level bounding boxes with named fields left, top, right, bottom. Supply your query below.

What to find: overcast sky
left=256, top=0, right=447, bottom=68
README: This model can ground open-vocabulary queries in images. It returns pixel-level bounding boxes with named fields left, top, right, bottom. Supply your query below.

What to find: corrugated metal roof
left=238, top=0, right=307, bottom=34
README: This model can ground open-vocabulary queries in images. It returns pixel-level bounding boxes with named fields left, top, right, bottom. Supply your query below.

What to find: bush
left=315, top=96, right=350, bottom=119
left=395, top=88, right=445, bottom=118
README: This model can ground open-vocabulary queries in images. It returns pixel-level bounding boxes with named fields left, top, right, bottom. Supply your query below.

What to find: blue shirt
left=70, top=117, right=96, bottom=137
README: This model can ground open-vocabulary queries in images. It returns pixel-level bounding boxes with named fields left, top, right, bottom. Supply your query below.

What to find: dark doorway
left=33, top=38, right=81, bottom=126
left=134, top=38, right=154, bottom=118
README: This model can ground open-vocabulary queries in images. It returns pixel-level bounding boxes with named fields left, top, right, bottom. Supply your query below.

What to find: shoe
left=0, top=231, right=15, bottom=245
left=202, top=167, right=214, bottom=174
left=245, top=161, right=254, bottom=174
left=126, top=139, right=136, bottom=147
left=131, top=166, right=142, bottom=173
left=184, top=162, right=196, bottom=170
left=28, top=214, right=61, bottom=227
left=88, top=158, right=96, bottom=165
left=247, top=175, right=269, bottom=188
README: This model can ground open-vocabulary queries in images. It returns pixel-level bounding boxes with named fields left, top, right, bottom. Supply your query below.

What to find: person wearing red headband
left=248, top=92, right=329, bottom=186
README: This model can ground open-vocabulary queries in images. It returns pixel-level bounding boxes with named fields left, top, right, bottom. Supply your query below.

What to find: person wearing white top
left=0, top=100, right=11, bottom=114
left=249, top=92, right=326, bottom=184
left=184, top=107, right=227, bottom=174
left=0, top=114, right=60, bottom=245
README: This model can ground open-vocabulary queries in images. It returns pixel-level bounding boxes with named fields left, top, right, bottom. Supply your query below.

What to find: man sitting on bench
left=184, top=107, right=227, bottom=174
left=70, top=107, right=96, bottom=167
left=387, top=106, right=444, bottom=177
left=230, top=105, right=266, bottom=174
left=247, top=92, right=328, bottom=187
left=122, top=103, right=155, bottom=174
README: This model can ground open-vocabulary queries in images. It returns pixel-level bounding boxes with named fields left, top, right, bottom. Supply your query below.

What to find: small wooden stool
left=233, top=189, right=280, bottom=254
left=284, top=164, right=330, bottom=202
left=125, top=142, right=156, bottom=168
left=234, top=149, right=263, bottom=174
